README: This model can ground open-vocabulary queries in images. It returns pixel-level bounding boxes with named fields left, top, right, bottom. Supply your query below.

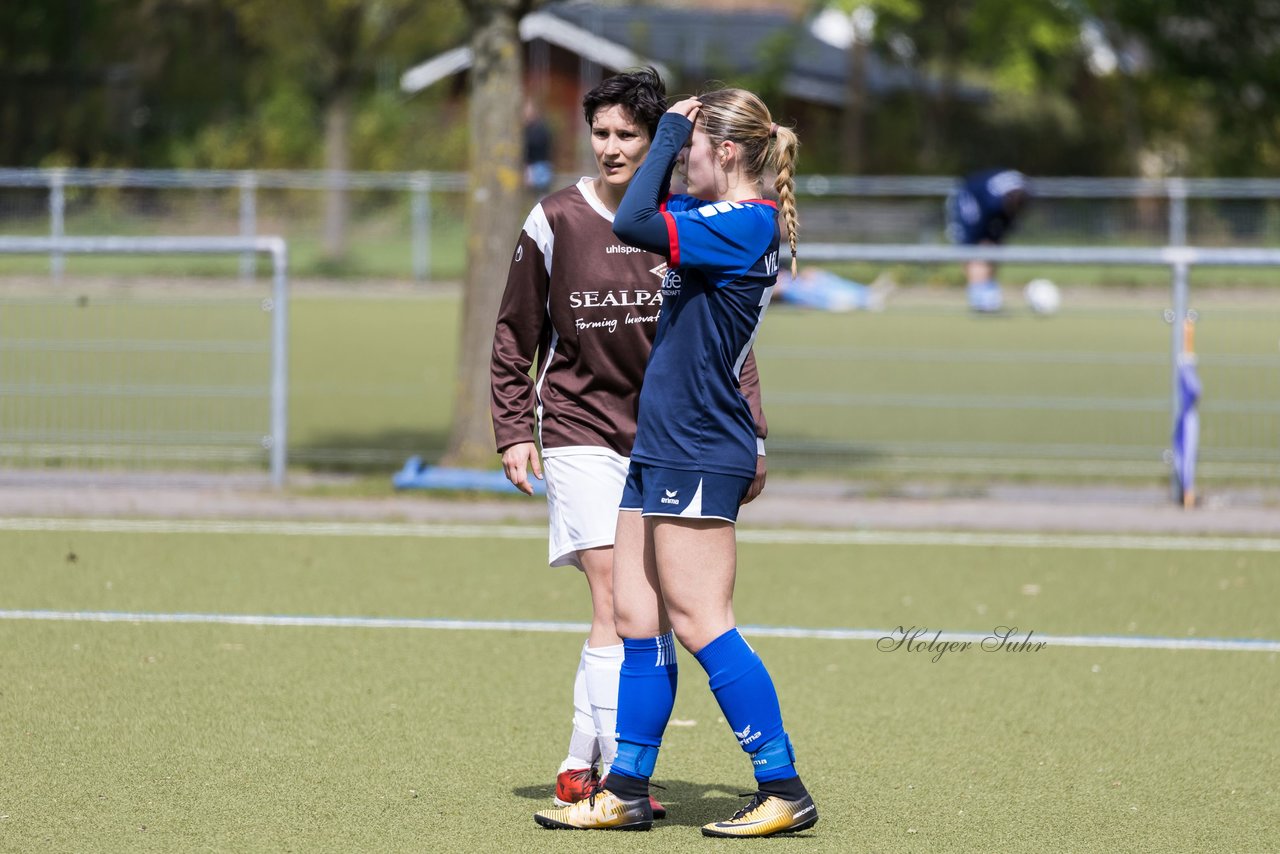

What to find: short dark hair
left=582, top=67, right=667, bottom=138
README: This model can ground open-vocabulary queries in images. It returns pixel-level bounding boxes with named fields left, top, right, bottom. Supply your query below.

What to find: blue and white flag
left=1172, top=349, right=1201, bottom=507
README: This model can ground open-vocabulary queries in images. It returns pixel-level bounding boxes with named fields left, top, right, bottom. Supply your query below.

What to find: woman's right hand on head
left=500, top=441, right=542, bottom=496
left=668, top=98, right=701, bottom=122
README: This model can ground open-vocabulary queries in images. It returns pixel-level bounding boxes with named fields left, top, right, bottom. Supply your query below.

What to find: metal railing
left=5, top=168, right=1280, bottom=281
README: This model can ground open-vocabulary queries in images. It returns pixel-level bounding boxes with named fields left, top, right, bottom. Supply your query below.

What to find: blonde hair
left=696, top=88, right=800, bottom=275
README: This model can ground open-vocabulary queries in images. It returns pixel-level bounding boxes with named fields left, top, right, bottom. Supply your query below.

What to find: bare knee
left=666, top=607, right=733, bottom=655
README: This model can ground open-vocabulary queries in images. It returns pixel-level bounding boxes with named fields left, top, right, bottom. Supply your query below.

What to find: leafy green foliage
left=2, top=1, right=1279, bottom=176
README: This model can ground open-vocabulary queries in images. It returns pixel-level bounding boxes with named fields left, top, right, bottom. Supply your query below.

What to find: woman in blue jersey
left=534, top=89, right=816, bottom=838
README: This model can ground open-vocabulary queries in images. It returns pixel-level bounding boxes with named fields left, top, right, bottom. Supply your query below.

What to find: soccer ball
left=1024, top=278, right=1061, bottom=315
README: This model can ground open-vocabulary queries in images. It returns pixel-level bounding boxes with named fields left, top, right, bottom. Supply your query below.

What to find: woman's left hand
left=742, top=454, right=767, bottom=504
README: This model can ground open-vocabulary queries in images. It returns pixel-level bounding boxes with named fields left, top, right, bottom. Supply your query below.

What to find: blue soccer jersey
left=946, top=168, right=1027, bottom=245
left=613, top=111, right=781, bottom=479
left=631, top=195, right=779, bottom=478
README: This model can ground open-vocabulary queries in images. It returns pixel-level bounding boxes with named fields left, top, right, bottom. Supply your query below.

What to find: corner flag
left=1172, top=318, right=1200, bottom=508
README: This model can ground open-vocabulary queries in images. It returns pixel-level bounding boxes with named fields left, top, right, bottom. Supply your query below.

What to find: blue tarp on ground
left=392, top=456, right=547, bottom=495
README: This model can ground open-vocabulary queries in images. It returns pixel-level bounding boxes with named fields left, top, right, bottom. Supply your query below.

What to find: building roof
left=401, top=2, right=922, bottom=106
left=541, top=2, right=919, bottom=106
left=401, top=9, right=670, bottom=95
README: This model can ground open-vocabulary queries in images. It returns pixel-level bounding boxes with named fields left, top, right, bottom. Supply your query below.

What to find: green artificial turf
left=2, top=526, right=1277, bottom=852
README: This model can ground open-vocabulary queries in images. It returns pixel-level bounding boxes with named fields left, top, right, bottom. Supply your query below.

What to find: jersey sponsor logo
left=568, top=290, right=663, bottom=308
left=660, top=488, right=680, bottom=505
left=660, top=270, right=682, bottom=298
left=606, top=243, right=645, bottom=255
left=575, top=317, right=619, bottom=333
left=763, top=251, right=778, bottom=275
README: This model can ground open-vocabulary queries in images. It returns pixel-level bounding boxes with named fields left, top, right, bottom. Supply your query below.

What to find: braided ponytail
left=769, top=124, right=800, bottom=276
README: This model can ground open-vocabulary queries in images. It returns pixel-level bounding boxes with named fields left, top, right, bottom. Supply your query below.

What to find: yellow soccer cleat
left=534, top=789, right=654, bottom=831
left=701, top=791, right=819, bottom=838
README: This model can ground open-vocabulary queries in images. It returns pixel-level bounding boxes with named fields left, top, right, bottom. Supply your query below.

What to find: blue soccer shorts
left=619, top=461, right=752, bottom=523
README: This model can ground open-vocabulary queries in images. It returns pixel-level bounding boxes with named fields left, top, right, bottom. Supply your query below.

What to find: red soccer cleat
left=555, top=767, right=668, bottom=819
left=554, top=766, right=601, bottom=806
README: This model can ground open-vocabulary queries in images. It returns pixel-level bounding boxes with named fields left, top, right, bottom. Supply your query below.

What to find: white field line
left=1, top=609, right=1277, bottom=653
left=3, top=516, right=1280, bottom=552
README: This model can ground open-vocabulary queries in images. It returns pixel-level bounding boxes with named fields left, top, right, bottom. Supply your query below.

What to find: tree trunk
left=322, top=89, right=353, bottom=261
left=840, top=37, right=866, bottom=174
left=444, top=0, right=530, bottom=466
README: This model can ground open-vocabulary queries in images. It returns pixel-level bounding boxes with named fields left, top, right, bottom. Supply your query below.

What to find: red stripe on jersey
left=661, top=210, right=680, bottom=266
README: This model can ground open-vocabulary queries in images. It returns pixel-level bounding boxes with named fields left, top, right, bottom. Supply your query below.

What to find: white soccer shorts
left=542, top=449, right=630, bottom=569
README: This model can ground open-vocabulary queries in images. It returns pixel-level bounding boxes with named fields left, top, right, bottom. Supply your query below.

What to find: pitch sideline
left=3, top=516, right=1280, bottom=552
left=1, top=608, right=1277, bottom=654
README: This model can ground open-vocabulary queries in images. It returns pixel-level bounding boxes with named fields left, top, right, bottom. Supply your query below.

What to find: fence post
left=239, top=171, right=258, bottom=281
left=411, top=172, right=430, bottom=282
left=49, top=168, right=66, bottom=282
left=268, top=238, right=289, bottom=489
left=1167, top=177, right=1188, bottom=246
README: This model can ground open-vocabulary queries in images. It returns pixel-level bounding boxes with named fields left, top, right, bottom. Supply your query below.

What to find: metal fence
left=791, top=243, right=1280, bottom=497
left=0, top=236, right=289, bottom=487
left=4, top=168, right=1280, bottom=282
left=2, top=170, right=1277, bottom=492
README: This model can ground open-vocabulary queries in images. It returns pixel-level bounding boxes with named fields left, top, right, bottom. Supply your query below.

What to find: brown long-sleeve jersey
left=490, top=178, right=767, bottom=457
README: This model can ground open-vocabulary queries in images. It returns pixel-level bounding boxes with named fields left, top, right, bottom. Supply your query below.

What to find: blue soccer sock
left=609, top=631, right=678, bottom=782
left=695, top=627, right=797, bottom=784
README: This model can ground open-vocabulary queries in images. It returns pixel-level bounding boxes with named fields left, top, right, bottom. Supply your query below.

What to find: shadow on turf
left=513, top=780, right=759, bottom=828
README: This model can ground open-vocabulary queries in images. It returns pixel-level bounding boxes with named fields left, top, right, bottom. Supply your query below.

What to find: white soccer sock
left=583, top=642, right=625, bottom=776
left=560, top=641, right=599, bottom=773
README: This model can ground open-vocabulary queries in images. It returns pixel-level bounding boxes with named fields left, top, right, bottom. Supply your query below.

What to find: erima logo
left=736, top=725, right=762, bottom=747
left=660, top=489, right=680, bottom=505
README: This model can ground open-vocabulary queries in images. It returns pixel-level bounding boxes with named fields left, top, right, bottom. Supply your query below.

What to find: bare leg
left=579, top=546, right=621, bottom=648
left=650, top=517, right=737, bottom=654
left=612, top=510, right=669, bottom=639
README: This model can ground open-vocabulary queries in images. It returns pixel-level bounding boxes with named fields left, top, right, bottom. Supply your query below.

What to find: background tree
left=443, top=0, right=540, bottom=467
left=221, top=0, right=460, bottom=263
left=1095, top=0, right=1280, bottom=176
left=866, top=0, right=1086, bottom=173
left=0, top=0, right=252, bottom=167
